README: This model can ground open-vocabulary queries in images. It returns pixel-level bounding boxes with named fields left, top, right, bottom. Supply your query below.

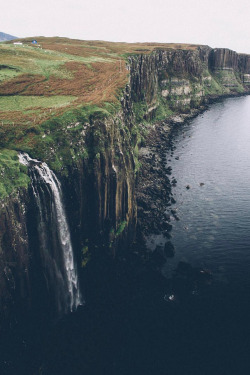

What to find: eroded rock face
left=81, top=110, right=137, bottom=250
left=238, top=54, right=250, bottom=85
left=0, top=191, right=30, bottom=324
left=209, top=48, right=239, bottom=71
left=238, top=54, right=250, bottom=74
left=129, top=48, right=209, bottom=105
left=209, top=49, right=250, bottom=86
left=130, top=46, right=250, bottom=119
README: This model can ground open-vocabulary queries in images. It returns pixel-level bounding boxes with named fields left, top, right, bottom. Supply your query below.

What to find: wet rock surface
left=135, top=121, right=172, bottom=239
left=164, top=241, right=175, bottom=257
left=135, top=108, right=205, bottom=251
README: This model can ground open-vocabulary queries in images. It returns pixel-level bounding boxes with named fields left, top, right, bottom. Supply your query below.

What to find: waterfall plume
left=19, top=153, right=82, bottom=313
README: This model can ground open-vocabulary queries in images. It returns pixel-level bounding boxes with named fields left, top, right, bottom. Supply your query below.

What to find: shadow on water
left=35, top=257, right=250, bottom=374
left=1, top=249, right=250, bottom=375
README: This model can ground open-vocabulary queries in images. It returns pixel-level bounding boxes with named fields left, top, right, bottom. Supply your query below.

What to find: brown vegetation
left=5, top=60, right=128, bottom=103
left=0, top=37, right=203, bottom=126
left=0, top=74, right=46, bottom=95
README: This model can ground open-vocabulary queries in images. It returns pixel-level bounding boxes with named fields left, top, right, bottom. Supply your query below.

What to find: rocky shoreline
left=135, top=90, right=250, bottom=257
left=135, top=106, right=207, bottom=254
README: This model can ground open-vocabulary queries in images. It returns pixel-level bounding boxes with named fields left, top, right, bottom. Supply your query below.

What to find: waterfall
left=19, top=153, right=82, bottom=313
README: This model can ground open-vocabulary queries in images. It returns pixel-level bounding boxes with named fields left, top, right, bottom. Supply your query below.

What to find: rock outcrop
left=0, top=191, right=30, bottom=323
left=130, top=46, right=250, bottom=118
left=209, top=48, right=239, bottom=70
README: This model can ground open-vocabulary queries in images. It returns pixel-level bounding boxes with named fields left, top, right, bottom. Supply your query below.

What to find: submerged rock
left=166, top=166, right=172, bottom=175
left=164, top=241, right=175, bottom=257
left=163, top=231, right=172, bottom=239
left=151, top=245, right=166, bottom=267
left=167, top=261, right=213, bottom=300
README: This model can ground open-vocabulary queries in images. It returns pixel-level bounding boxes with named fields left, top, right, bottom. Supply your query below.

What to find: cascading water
left=19, top=153, right=82, bottom=313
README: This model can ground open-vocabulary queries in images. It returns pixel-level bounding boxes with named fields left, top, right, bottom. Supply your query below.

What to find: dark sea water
left=163, top=96, right=250, bottom=288
left=1, top=96, right=250, bottom=375
left=142, top=95, right=250, bottom=374
left=159, top=96, right=250, bottom=374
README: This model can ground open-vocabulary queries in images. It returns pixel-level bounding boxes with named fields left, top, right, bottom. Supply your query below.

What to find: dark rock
left=166, top=166, right=172, bottom=175
left=160, top=221, right=172, bottom=231
left=164, top=222, right=173, bottom=231
left=209, top=48, right=238, bottom=71
left=171, top=209, right=177, bottom=215
left=163, top=231, right=172, bottom=239
left=150, top=245, right=166, bottom=266
left=163, top=213, right=171, bottom=221
left=164, top=241, right=175, bottom=257
left=137, top=198, right=150, bottom=210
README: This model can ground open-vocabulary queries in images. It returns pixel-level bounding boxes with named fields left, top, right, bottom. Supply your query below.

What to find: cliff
left=1, top=38, right=250, bottom=322
left=0, top=191, right=30, bottom=322
left=130, top=46, right=250, bottom=119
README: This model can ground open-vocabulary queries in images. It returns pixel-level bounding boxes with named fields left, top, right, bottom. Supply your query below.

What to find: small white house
left=13, top=42, right=23, bottom=45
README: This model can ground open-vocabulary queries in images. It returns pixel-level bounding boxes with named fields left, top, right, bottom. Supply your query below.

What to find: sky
left=1, top=0, right=250, bottom=53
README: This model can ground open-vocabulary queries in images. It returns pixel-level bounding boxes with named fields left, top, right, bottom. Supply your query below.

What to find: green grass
left=81, top=245, right=91, bottom=267
left=0, top=44, right=113, bottom=80
left=13, top=103, right=117, bottom=171
left=211, top=70, right=245, bottom=93
left=32, top=58, right=72, bottom=79
left=154, top=99, right=174, bottom=121
left=0, top=95, right=77, bottom=112
left=41, top=103, right=114, bottom=130
left=0, top=149, right=30, bottom=200
left=0, top=45, right=67, bottom=78
left=115, top=221, right=127, bottom=236
left=0, top=66, right=21, bottom=82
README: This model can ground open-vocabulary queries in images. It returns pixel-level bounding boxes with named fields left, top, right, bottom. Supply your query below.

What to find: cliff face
left=238, top=54, right=250, bottom=84
left=238, top=54, right=250, bottom=73
left=209, top=48, right=239, bottom=70
left=1, top=44, right=250, bottom=322
left=0, top=191, right=30, bottom=323
left=129, top=47, right=250, bottom=119
left=130, top=47, right=209, bottom=104
left=208, top=48, right=250, bottom=88
left=0, top=88, right=137, bottom=321
left=62, top=102, right=137, bottom=257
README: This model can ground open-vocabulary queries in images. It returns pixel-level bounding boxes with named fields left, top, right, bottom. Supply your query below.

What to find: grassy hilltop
left=0, top=37, right=199, bottom=199
left=0, top=37, right=198, bottom=124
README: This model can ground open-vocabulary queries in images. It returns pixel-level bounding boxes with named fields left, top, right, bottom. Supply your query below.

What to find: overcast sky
left=1, top=0, right=250, bottom=53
